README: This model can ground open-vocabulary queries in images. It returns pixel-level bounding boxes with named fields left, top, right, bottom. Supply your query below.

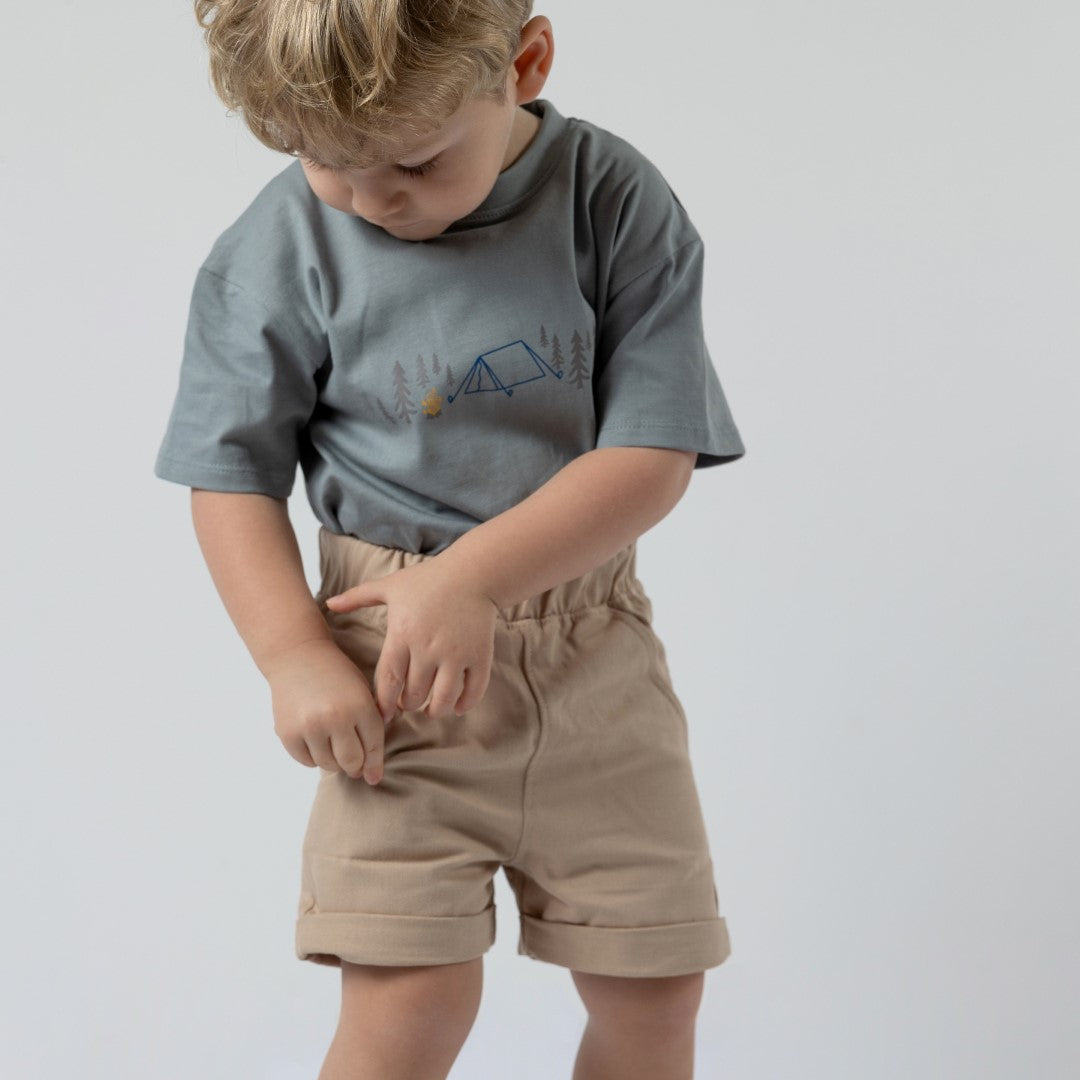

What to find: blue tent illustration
left=447, top=339, right=563, bottom=403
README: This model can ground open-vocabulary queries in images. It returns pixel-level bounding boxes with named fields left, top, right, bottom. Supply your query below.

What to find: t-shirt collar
left=445, top=98, right=568, bottom=231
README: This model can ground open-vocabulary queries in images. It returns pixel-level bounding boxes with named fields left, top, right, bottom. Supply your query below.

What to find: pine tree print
left=415, top=353, right=430, bottom=386
left=392, top=359, right=415, bottom=422
left=376, top=396, right=397, bottom=424
left=443, top=363, right=456, bottom=396
left=432, top=351, right=441, bottom=375
left=568, top=329, right=590, bottom=389
left=549, top=333, right=564, bottom=374
left=539, top=324, right=548, bottom=349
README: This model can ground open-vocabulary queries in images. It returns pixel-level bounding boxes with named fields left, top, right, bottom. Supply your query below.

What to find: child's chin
left=384, top=220, right=447, bottom=240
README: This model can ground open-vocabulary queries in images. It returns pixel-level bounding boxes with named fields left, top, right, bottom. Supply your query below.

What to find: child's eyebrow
left=349, top=135, right=452, bottom=171
left=397, top=149, right=442, bottom=168
left=307, top=131, right=451, bottom=172
left=393, top=133, right=455, bottom=167
left=308, top=146, right=444, bottom=172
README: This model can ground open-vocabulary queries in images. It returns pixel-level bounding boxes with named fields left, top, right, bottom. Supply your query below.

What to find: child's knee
left=322, top=958, right=484, bottom=1080
left=571, top=970, right=704, bottom=1030
left=339, top=956, right=484, bottom=1033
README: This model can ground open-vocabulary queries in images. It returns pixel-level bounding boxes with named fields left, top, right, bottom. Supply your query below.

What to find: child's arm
left=190, top=490, right=387, bottom=783
left=326, top=445, right=696, bottom=723
left=190, top=490, right=332, bottom=676
left=438, top=445, right=696, bottom=608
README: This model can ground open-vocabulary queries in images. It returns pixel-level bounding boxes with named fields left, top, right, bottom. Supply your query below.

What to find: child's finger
left=301, top=734, right=335, bottom=772
left=373, top=639, right=409, bottom=724
left=454, top=664, right=490, bottom=716
left=328, top=724, right=372, bottom=781
left=398, top=656, right=437, bottom=714
left=324, top=580, right=381, bottom=611
left=427, top=666, right=466, bottom=720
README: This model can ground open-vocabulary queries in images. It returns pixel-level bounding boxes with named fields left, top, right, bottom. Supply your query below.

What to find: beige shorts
left=295, top=526, right=732, bottom=978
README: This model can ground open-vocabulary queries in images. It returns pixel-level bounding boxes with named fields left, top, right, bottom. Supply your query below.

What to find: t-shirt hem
left=154, top=454, right=294, bottom=497
left=595, top=424, right=746, bottom=464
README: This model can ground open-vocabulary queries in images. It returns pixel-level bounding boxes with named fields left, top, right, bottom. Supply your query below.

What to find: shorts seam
left=506, top=634, right=546, bottom=865
left=605, top=606, right=687, bottom=725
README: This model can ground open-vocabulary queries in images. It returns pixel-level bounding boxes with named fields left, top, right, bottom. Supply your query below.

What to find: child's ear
left=511, top=15, right=554, bottom=105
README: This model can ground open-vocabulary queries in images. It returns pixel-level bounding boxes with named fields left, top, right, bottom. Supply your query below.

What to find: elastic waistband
left=316, top=527, right=646, bottom=623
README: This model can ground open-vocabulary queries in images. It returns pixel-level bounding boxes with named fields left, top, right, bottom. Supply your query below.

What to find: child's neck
left=501, top=105, right=542, bottom=172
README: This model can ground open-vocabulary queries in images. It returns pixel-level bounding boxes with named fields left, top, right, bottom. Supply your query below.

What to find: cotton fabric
left=153, top=98, right=745, bottom=554
left=296, top=527, right=732, bottom=977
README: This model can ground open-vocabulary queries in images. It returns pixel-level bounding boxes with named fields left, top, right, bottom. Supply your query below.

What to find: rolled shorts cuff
left=517, top=913, right=732, bottom=978
left=296, top=905, right=496, bottom=968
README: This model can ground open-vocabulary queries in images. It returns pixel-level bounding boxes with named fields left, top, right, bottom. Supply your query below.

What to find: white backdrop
left=2, top=2, right=1077, bottom=1077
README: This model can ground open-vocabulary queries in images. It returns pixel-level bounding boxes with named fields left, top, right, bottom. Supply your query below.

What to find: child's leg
left=569, top=970, right=705, bottom=1080
left=318, top=958, right=483, bottom=1080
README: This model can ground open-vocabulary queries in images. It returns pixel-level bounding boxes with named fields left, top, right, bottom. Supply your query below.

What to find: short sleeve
left=153, top=268, right=327, bottom=498
left=593, top=234, right=745, bottom=468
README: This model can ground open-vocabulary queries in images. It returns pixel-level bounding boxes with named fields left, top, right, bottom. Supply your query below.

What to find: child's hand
left=323, top=559, right=498, bottom=724
left=262, top=638, right=386, bottom=784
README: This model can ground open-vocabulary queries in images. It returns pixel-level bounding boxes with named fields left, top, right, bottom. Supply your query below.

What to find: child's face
left=298, top=79, right=530, bottom=242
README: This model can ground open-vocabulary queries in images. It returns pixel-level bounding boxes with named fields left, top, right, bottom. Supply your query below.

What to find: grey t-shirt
left=154, top=98, right=746, bottom=554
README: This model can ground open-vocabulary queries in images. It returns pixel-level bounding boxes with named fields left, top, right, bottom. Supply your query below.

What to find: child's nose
left=350, top=181, right=407, bottom=222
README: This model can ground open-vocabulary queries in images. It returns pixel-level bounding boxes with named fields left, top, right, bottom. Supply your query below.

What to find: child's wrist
left=257, top=630, right=337, bottom=680
left=432, top=543, right=507, bottom=610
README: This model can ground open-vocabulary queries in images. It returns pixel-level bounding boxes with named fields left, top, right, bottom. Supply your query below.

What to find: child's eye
left=301, top=155, right=439, bottom=178
left=397, top=158, right=438, bottom=179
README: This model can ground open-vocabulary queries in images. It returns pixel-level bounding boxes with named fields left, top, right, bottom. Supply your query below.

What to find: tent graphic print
left=447, top=339, right=563, bottom=403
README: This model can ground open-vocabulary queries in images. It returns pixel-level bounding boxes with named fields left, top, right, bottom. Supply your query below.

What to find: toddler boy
left=155, top=2, right=746, bottom=1078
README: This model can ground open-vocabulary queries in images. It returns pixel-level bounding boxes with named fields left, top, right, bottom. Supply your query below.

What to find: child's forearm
left=190, top=490, right=333, bottom=677
left=437, top=446, right=697, bottom=609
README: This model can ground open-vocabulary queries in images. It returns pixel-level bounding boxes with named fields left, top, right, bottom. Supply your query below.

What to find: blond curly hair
left=193, top=0, right=534, bottom=166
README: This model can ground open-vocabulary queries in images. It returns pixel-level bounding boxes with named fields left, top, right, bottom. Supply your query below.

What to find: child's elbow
left=669, top=449, right=698, bottom=489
